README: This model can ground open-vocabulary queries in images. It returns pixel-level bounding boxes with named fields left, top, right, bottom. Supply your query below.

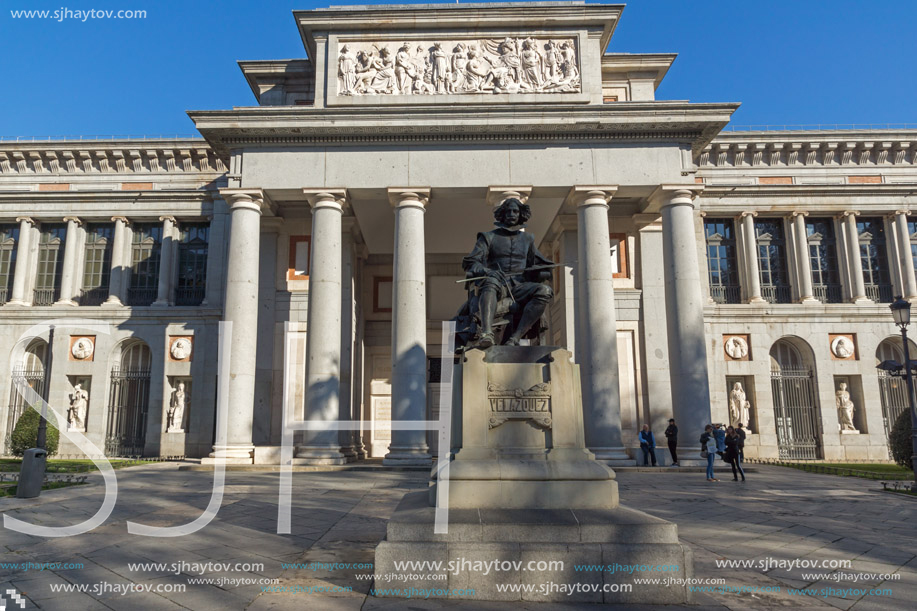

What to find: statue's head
left=178, top=382, right=185, bottom=390
left=839, top=382, right=847, bottom=390
left=494, top=197, right=531, bottom=227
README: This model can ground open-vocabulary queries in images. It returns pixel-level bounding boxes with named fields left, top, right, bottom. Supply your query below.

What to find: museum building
left=1, top=3, right=915, bottom=464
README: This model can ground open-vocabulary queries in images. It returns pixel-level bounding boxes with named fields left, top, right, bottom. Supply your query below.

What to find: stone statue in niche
left=453, top=198, right=556, bottom=351
left=68, top=384, right=88, bottom=432
left=167, top=381, right=189, bottom=433
left=729, top=382, right=751, bottom=427
left=836, top=382, right=857, bottom=432
left=336, top=37, right=580, bottom=96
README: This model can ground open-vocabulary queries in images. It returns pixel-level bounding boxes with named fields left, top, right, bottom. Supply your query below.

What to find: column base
left=203, top=445, right=254, bottom=465
left=383, top=450, right=433, bottom=467
left=150, top=300, right=170, bottom=308
left=852, top=297, right=873, bottom=305
left=800, top=297, right=820, bottom=305
left=294, top=446, right=349, bottom=465
left=101, top=298, right=123, bottom=308
left=54, top=299, right=78, bottom=306
left=747, top=297, right=767, bottom=304
left=589, top=446, right=633, bottom=467
left=4, top=299, right=28, bottom=306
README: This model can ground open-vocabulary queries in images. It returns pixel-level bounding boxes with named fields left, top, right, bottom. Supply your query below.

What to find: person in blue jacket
left=638, top=424, right=657, bottom=466
left=713, top=423, right=727, bottom=456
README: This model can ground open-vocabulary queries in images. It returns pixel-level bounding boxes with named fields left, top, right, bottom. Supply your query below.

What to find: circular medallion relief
left=831, top=336, right=855, bottom=359
left=170, top=337, right=192, bottom=361
left=724, top=336, right=748, bottom=360
left=71, top=337, right=94, bottom=360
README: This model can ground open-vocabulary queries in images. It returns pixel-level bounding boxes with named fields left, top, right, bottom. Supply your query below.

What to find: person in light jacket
left=638, top=424, right=657, bottom=467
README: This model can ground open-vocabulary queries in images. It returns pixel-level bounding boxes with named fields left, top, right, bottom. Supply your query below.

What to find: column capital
left=894, top=209, right=910, bottom=217
left=304, top=189, right=348, bottom=212
left=486, top=186, right=532, bottom=207
left=63, top=216, right=82, bottom=226
left=158, top=215, right=177, bottom=225
left=567, top=186, right=618, bottom=208
left=387, top=187, right=430, bottom=210
left=15, top=216, right=35, bottom=226
left=739, top=211, right=758, bottom=219
left=111, top=216, right=130, bottom=226
left=652, top=184, right=704, bottom=209
left=791, top=211, right=808, bottom=219
left=220, top=188, right=267, bottom=215
left=841, top=210, right=860, bottom=219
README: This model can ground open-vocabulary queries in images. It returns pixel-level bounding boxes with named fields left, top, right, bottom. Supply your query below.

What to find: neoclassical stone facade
left=0, top=3, right=914, bottom=463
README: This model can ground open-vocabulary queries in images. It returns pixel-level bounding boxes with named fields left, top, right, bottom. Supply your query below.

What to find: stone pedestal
left=374, top=346, right=693, bottom=603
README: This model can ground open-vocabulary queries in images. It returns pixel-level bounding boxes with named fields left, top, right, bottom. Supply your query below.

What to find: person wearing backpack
left=638, top=424, right=657, bottom=467
left=700, top=425, right=718, bottom=481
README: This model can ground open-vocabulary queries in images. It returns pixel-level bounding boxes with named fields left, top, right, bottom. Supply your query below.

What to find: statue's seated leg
left=506, top=283, right=554, bottom=345
left=476, top=285, right=499, bottom=348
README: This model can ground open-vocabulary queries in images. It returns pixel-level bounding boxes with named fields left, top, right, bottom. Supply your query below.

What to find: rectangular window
left=703, top=218, right=740, bottom=304
left=34, top=223, right=67, bottom=305
left=176, top=223, right=209, bottom=306
left=806, top=218, right=842, bottom=303
left=0, top=223, right=18, bottom=303
left=610, top=233, right=628, bottom=278
left=81, top=223, right=114, bottom=306
left=287, top=236, right=311, bottom=281
left=128, top=223, right=162, bottom=306
left=857, top=217, right=892, bottom=303
left=755, top=218, right=791, bottom=304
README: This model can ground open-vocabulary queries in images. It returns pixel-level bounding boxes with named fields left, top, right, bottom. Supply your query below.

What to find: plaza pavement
left=0, top=462, right=914, bottom=610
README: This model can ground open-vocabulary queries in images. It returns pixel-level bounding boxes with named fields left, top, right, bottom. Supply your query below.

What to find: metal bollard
left=16, top=448, right=48, bottom=498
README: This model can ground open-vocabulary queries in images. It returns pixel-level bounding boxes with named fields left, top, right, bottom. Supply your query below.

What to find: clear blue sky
left=1, top=0, right=914, bottom=137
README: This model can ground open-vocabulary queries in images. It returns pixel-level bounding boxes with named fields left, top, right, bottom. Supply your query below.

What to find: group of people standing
left=701, top=423, right=746, bottom=482
left=637, top=420, right=748, bottom=483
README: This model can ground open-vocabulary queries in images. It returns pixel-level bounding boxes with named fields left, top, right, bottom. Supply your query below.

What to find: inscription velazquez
left=487, top=382, right=552, bottom=429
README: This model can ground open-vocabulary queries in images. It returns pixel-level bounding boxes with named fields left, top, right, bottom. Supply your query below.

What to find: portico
left=186, top=3, right=735, bottom=465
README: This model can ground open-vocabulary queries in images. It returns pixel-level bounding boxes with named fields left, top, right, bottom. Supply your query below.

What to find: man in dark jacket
left=664, top=418, right=678, bottom=466
left=736, top=423, right=747, bottom=463
left=638, top=424, right=657, bottom=466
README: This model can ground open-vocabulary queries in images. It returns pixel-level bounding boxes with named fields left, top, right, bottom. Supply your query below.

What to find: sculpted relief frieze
left=336, top=37, right=580, bottom=97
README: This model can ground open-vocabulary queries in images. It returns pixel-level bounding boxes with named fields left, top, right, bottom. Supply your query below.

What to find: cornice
left=189, top=101, right=737, bottom=156
left=699, top=183, right=917, bottom=198
left=0, top=190, right=214, bottom=205
left=0, top=140, right=228, bottom=177
left=700, top=132, right=917, bottom=169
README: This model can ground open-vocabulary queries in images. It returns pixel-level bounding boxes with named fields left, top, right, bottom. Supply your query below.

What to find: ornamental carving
left=336, top=37, right=580, bottom=97
left=169, top=337, right=193, bottom=361
left=70, top=337, right=94, bottom=361
left=487, top=381, right=552, bottom=429
left=831, top=336, right=855, bottom=360
left=724, top=336, right=749, bottom=360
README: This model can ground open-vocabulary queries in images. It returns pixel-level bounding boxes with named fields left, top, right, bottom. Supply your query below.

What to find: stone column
left=385, top=188, right=432, bottom=466
left=8, top=217, right=35, bottom=305
left=740, top=212, right=765, bottom=303
left=660, top=187, right=712, bottom=447
left=339, top=225, right=357, bottom=459
left=207, top=189, right=263, bottom=464
left=297, top=190, right=348, bottom=465
left=105, top=217, right=129, bottom=306
left=792, top=212, right=817, bottom=303
left=55, top=216, right=82, bottom=305
left=895, top=211, right=917, bottom=300
left=570, top=187, right=629, bottom=464
left=152, top=216, right=176, bottom=307
left=843, top=211, right=868, bottom=302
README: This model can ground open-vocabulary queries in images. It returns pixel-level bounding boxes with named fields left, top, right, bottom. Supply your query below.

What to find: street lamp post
left=889, top=297, right=917, bottom=482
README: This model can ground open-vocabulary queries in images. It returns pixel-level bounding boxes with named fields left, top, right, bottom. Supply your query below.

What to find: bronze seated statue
left=452, top=197, right=555, bottom=352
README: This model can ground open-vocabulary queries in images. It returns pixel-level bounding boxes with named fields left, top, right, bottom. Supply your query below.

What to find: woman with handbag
left=700, top=425, right=718, bottom=482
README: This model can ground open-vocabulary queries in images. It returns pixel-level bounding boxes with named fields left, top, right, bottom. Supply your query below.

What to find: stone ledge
left=386, top=491, right=679, bottom=544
